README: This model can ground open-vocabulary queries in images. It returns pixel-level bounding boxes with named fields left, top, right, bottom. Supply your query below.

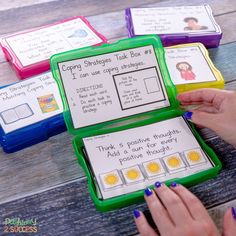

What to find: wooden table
left=0, top=0, right=236, bottom=235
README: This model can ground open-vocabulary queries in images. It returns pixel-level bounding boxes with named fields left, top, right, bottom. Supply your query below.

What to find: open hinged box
left=50, top=35, right=221, bottom=211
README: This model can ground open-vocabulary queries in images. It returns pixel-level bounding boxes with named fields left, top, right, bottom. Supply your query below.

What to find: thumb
left=191, top=110, right=221, bottom=131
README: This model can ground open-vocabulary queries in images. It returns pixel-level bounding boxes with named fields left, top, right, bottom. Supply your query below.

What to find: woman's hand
left=134, top=183, right=220, bottom=236
left=177, top=88, right=236, bottom=147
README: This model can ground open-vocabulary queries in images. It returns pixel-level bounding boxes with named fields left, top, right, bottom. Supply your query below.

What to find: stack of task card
left=0, top=16, right=107, bottom=152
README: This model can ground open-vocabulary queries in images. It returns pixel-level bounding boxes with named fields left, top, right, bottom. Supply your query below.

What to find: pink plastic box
left=1, top=16, right=107, bottom=80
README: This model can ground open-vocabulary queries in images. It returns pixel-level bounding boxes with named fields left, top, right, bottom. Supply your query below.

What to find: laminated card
left=0, top=72, right=65, bottom=152
left=164, top=43, right=224, bottom=93
left=125, top=5, right=222, bottom=48
left=83, top=116, right=215, bottom=199
left=1, top=16, right=107, bottom=79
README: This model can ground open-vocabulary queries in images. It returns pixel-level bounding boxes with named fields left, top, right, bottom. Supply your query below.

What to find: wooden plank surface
left=0, top=0, right=235, bottom=235
left=0, top=0, right=160, bottom=35
left=0, top=137, right=235, bottom=236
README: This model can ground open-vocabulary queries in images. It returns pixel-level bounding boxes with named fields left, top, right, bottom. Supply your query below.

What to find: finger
left=180, top=101, right=203, bottom=106
left=181, top=104, right=219, bottom=113
left=170, top=184, right=212, bottom=222
left=222, top=207, right=236, bottom=236
left=144, top=187, right=174, bottom=233
left=193, top=105, right=219, bottom=113
left=191, top=110, right=222, bottom=131
left=134, top=210, right=158, bottom=236
left=154, top=183, right=192, bottom=225
left=177, top=88, right=226, bottom=109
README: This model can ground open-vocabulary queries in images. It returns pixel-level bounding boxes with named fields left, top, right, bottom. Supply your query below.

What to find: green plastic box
left=50, top=35, right=221, bottom=212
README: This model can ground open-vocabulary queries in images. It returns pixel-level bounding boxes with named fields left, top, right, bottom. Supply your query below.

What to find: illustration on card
left=99, top=170, right=123, bottom=191
left=183, top=17, right=208, bottom=31
left=122, top=165, right=145, bottom=185
left=176, top=61, right=196, bottom=81
left=142, top=159, right=166, bottom=178
left=184, top=148, right=207, bottom=166
left=68, top=29, right=88, bottom=38
left=37, top=94, right=59, bottom=113
left=0, top=103, right=34, bottom=125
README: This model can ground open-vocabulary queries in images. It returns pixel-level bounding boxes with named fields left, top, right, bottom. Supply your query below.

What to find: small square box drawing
left=144, top=76, right=160, bottom=94
left=125, top=4, right=222, bottom=48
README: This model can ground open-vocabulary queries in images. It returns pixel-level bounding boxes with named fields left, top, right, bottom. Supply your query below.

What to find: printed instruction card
left=0, top=72, right=63, bottom=133
left=130, top=5, right=218, bottom=35
left=6, top=18, right=103, bottom=67
left=58, top=45, right=169, bottom=129
left=165, top=45, right=217, bottom=85
left=83, top=116, right=214, bottom=199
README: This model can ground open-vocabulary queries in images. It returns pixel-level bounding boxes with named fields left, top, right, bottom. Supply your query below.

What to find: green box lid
left=50, top=35, right=179, bottom=138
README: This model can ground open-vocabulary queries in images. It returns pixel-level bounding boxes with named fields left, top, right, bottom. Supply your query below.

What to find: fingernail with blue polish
left=183, top=111, right=193, bottom=120
left=171, top=182, right=178, bottom=187
left=232, top=207, right=236, bottom=220
left=133, top=209, right=141, bottom=219
left=155, top=181, right=162, bottom=188
left=144, top=188, right=153, bottom=196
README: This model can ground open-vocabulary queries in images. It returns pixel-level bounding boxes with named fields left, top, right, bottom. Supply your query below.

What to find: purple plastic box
left=125, top=4, right=222, bottom=48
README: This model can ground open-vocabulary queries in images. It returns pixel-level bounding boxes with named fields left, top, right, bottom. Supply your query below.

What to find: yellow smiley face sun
left=126, top=169, right=140, bottom=180
left=104, top=174, right=119, bottom=186
left=188, top=151, right=201, bottom=162
left=147, top=162, right=161, bottom=174
left=167, top=156, right=181, bottom=168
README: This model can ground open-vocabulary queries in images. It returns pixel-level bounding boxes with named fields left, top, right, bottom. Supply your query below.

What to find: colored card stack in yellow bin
left=165, top=43, right=224, bottom=93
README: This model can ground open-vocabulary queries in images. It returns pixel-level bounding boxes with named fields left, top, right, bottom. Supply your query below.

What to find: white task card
left=0, top=72, right=63, bottom=133
left=58, top=45, right=170, bottom=129
left=83, top=116, right=214, bottom=199
left=6, top=18, right=103, bottom=67
left=130, top=5, right=218, bottom=35
left=165, top=45, right=217, bottom=85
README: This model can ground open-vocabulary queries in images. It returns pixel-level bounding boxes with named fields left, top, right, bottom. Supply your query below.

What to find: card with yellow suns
left=142, top=159, right=166, bottom=178
left=121, top=165, right=145, bottom=184
left=163, top=153, right=186, bottom=172
left=99, top=170, right=123, bottom=190
left=184, top=148, right=207, bottom=166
